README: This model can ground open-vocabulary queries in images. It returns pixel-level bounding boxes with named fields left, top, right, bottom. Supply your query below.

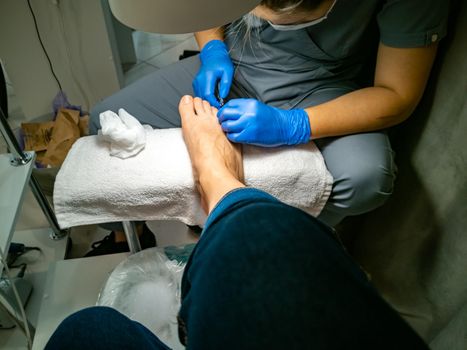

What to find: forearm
left=306, top=86, right=422, bottom=139
left=194, top=27, right=225, bottom=49
left=306, top=44, right=437, bottom=139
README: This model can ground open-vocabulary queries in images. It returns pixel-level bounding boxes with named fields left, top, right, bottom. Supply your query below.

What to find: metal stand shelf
left=0, top=107, right=68, bottom=345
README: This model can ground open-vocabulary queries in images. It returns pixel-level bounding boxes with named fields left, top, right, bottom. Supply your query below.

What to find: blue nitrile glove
left=217, top=99, right=311, bottom=147
left=193, top=40, right=234, bottom=108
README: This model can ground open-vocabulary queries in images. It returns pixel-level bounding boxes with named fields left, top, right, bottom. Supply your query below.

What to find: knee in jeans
left=64, top=306, right=117, bottom=324
left=339, top=162, right=395, bottom=216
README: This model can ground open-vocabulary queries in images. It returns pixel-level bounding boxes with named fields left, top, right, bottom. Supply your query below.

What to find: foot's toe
left=179, top=95, right=194, bottom=117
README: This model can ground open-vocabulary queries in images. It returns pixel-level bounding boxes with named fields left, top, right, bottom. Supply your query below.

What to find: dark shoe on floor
left=187, top=225, right=203, bottom=236
left=140, top=224, right=157, bottom=249
left=84, top=224, right=156, bottom=257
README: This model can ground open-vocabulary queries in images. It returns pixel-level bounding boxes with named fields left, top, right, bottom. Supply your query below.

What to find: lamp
left=108, top=0, right=262, bottom=34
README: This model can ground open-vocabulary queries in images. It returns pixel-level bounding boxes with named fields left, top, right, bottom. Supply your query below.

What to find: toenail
left=183, top=95, right=192, bottom=104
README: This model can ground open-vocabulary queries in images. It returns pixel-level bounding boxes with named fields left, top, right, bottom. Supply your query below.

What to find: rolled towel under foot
left=53, top=128, right=333, bottom=228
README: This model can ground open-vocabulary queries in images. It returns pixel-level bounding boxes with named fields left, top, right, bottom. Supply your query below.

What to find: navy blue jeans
left=46, top=188, right=427, bottom=350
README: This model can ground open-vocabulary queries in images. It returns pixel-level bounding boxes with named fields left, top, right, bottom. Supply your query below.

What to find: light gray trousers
left=90, top=56, right=396, bottom=227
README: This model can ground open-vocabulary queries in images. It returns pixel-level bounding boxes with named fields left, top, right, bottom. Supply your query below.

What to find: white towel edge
left=55, top=211, right=204, bottom=230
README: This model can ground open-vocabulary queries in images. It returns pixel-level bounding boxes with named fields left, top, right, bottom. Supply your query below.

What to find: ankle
left=198, top=170, right=245, bottom=213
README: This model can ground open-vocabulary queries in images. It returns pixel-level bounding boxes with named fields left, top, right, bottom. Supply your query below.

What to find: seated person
left=45, top=96, right=428, bottom=350
left=85, top=0, right=448, bottom=256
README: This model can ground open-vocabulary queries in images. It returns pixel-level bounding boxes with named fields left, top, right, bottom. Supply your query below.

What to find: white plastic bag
left=97, top=247, right=186, bottom=349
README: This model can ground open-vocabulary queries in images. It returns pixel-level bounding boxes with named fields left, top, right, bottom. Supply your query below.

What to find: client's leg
left=45, top=307, right=170, bottom=350
left=177, top=96, right=427, bottom=349
left=178, top=95, right=244, bottom=213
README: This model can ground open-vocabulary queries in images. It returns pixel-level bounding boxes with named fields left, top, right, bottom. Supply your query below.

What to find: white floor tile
left=147, top=220, right=199, bottom=247
left=146, top=36, right=199, bottom=68
left=0, top=228, right=68, bottom=350
left=132, top=31, right=163, bottom=62
left=132, top=32, right=194, bottom=63
left=15, top=188, right=50, bottom=231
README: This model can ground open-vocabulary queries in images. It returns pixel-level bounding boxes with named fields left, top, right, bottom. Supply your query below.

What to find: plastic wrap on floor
left=97, top=247, right=187, bottom=349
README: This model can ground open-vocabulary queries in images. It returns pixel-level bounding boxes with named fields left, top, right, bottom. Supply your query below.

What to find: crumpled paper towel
left=99, top=108, right=153, bottom=159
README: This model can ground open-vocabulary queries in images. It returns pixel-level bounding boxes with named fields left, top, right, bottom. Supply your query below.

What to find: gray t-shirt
left=225, top=0, right=450, bottom=107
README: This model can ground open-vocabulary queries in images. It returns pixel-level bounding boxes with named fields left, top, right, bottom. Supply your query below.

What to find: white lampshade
left=108, top=0, right=262, bottom=34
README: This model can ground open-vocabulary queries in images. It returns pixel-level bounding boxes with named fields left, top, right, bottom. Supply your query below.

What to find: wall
left=349, top=1, right=467, bottom=348
left=0, top=0, right=121, bottom=119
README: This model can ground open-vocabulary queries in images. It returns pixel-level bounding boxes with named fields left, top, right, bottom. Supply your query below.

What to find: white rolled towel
left=54, top=122, right=333, bottom=229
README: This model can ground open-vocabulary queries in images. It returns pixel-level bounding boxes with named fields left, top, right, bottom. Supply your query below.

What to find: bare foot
left=179, top=95, right=245, bottom=213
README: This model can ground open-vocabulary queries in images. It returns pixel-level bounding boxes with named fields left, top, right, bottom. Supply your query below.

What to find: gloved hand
left=193, top=40, right=234, bottom=108
left=217, top=99, right=311, bottom=147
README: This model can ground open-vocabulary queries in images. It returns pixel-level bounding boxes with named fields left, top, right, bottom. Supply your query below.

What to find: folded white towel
left=53, top=129, right=332, bottom=228
left=99, top=108, right=152, bottom=159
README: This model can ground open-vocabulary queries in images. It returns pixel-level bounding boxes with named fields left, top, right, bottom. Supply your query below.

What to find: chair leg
left=122, top=221, right=141, bottom=254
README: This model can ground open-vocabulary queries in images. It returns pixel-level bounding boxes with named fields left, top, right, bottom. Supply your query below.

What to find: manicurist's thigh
left=316, top=131, right=396, bottom=214
left=89, top=56, right=200, bottom=134
left=296, top=88, right=396, bottom=225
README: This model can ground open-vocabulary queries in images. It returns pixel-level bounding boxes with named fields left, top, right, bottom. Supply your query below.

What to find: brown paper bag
left=41, top=109, right=81, bottom=167
left=78, top=114, right=90, bottom=136
left=22, top=121, right=55, bottom=152
left=22, top=108, right=90, bottom=167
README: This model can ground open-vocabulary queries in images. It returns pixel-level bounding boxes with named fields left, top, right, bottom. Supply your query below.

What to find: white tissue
left=99, top=108, right=152, bottom=159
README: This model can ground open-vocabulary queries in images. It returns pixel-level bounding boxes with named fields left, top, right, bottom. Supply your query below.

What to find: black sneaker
left=84, top=224, right=156, bottom=257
